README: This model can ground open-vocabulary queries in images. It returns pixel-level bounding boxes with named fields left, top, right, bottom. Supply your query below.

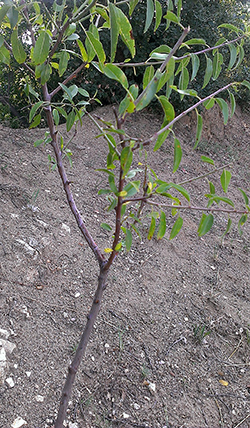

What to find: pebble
left=6, top=377, right=15, bottom=388
left=35, top=395, right=44, bottom=402
left=11, top=417, right=27, bottom=428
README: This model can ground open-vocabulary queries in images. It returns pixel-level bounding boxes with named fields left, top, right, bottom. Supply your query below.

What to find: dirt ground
left=0, top=103, right=250, bottom=428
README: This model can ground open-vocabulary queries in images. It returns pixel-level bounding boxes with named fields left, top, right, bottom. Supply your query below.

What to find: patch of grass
left=193, top=324, right=211, bottom=342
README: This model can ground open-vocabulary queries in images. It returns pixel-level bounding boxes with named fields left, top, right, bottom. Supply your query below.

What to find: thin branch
left=49, top=19, right=71, bottom=59
left=42, top=83, right=106, bottom=268
left=177, top=163, right=233, bottom=186
left=137, top=82, right=233, bottom=149
left=86, top=112, right=121, bottom=157
left=71, top=0, right=97, bottom=22
left=49, top=62, right=87, bottom=98
left=145, top=200, right=248, bottom=215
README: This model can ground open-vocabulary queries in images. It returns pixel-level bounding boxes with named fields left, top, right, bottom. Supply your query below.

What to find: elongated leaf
left=239, top=188, right=249, bottom=206
left=29, top=113, right=41, bottom=129
left=85, top=31, right=106, bottom=63
left=157, top=211, right=166, bottom=240
left=179, top=67, right=189, bottom=98
left=40, top=63, right=51, bottom=84
left=158, top=95, right=175, bottom=123
left=148, top=216, right=156, bottom=240
left=164, top=10, right=179, bottom=23
left=115, top=6, right=135, bottom=58
left=212, top=51, right=223, bottom=80
left=209, top=181, right=215, bottom=195
left=121, top=147, right=133, bottom=178
left=77, top=39, right=88, bottom=62
left=157, top=57, right=175, bottom=91
left=191, top=53, right=200, bottom=81
left=203, top=98, right=215, bottom=110
left=154, top=126, right=171, bottom=151
left=136, top=69, right=163, bottom=111
left=218, top=23, right=242, bottom=33
left=33, top=31, right=50, bottom=65
left=0, top=5, right=10, bottom=25
left=202, top=57, right=213, bottom=88
left=241, top=80, right=250, bottom=91
left=198, top=213, right=214, bottom=236
left=238, top=214, right=247, bottom=236
left=59, top=50, right=70, bottom=76
left=234, top=45, right=244, bottom=69
left=201, top=155, right=214, bottom=165
left=0, top=45, right=10, bottom=65
left=185, top=38, right=206, bottom=46
left=229, top=91, right=236, bottom=117
left=29, top=101, right=43, bottom=122
left=228, top=43, right=237, bottom=70
left=101, top=223, right=112, bottom=231
left=66, top=110, right=75, bottom=132
left=109, top=3, right=119, bottom=61
left=53, top=109, right=60, bottom=126
left=173, top=138, right=182, bottom=173
left=154, top=0, right=162, bottom=32
left=216, top=98, right=228, bottom=125
left=220, top=169, right=231, bottom=193
left=156, top=182, right=190, bottom=202
left=103, top=63, right=128, bottom=89
left=194, top=112, right=203, bottom=149
left=170, top=216, right=183, bottom=240
left=125, top=229, right=132, bottom=251
left=129, top=0, right=139, bottom=15
left=143, top=65, right=154, bottom=90
left=11, top=29, right=26, bottom=64
left=144, top=0, right=154, bottom=33
left=221, top=217, right=232, bottom=238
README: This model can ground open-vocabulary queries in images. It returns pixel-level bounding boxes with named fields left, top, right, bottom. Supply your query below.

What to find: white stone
left=133, top=403, right=140, bottom=410
left=26, top=371, right=32, bottom=377
left=11, top=417, right=27, bottom=428
left=0, top=338, right=16, bottom=354
left=6, top=377, right=15, bottom=388
left=62, top=223, right=70, bottom=233
left=68, top=423, right=78, bottom=428
left=74, top=292, right=80, bottom=298
left=148, top=381, right=156, bottom=393
left=0, top=328, right=10, bottom=339
left=122, top=413, right=130, bottom=419
left=35, top=395, right=44, bottom=402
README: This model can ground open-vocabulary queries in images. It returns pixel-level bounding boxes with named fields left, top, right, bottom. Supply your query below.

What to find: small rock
left=35, top=395, right=44, bottom=402
left=74, top=292, right=80, bottom=298
left=6, top=377, right=15, bottom=388
left=122, top=413, right=130, bottom=419
left=61, top=223, right=70, bottom=233
left=11, top=417, right=27, bottom=428
left=148, top=381, right=156, bottom=393
left=133, top=403, right=140, bottom=410
left=0, top=328, right=10, bottom=339
left=68, top=423, right=78, bottom=428
left=26, top=371, right=31, bottom=378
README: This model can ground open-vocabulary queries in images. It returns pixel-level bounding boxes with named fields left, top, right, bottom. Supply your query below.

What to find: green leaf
left=0, top=45, right=10, bottom=65
left=85, top=31, right=106, bottom=63
left=101, top=223, right=112, bottom=231
left=59, top=50, right=70, bottom=77
left=157, top=211, right=166, bottom=240
left=143, top=65, right=154, bottom=90
left=102, top=63, right=128, bottom=89
left=158, top=95, right=175, bottom=122
left=109, top=3, right=120, bottom=62
left=218, top=23, right=242, bottom=34
left=148, top=216, right=156, bottom=240
left=234, top=45, right=244, bottom=69
left=198, top=213, right=214, bottom=236
left=212, top=51, right=223, bottom=80
left=202, top=57, right=213, bottom=89
left=144, top=0, right=154, bottom=33
left=11, top=29, right=26, bottom=64
left=29, top=101, right=43, bottom=122
left=201, top=155, right=214, bottom=165
left=40, top=63, right=51, bottom=85
left=238, top=214, right=247, bottom=236
left=169, top=216, right=183, bottom=240
left=157, top=57, right=175, bottom=91
left=29, top=113, right=41, bottom=129
left=7, top=6, right=18, bottom=29
left=136, top=69, right=163, bottom=111
left=66, top=110, right=75, bottom=132
left=34, top=139, right=44, bottom=148
left=216, top=98, right=228, bottom=125
left=154, top=0, right=162, bottom=32
left=228, top=43, right=237, bottom=70
left=241, top=80, right=250, bottom=91
left=209, top=181, right=215, bottom=195
left=33, top=31, right=50, bottom=65
left=156, top=182, right=190, bottom=202
left=220, top=169, right=231, bottom=193
left=0, top=5, right=11, bottom=25
left=120, top=147, right=133, bottom=178
left=203, top=98, right=215, bottom=110
left=125, top=229, right=132, bottom=251
left=229, top=92, right=236, bottom=117
left=173, top=137, right=182, bottom=173
left=53, top=109, right=60, bottom=126
left=115, top=242, right=122, bottom=251
left=164, top=10, right=179, bottom=23
left=194, top=112, right=203, bottom=149
left=129, top=0, right=139, bottom=15
left=191, top=53, right=200, bottom=81
left=115, top=6, right=135, bottom=58
left=221, top=217, right=232, bottom=238
left=239, top=188, right=249, bottom=206
left=184, top=38, right=206, bottom=46
left=77, top=39, right=88, bottom=62
left=179, top=67, right=189, bottom=99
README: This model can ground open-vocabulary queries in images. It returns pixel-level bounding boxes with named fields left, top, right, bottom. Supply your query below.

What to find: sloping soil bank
left=0, top=104, right=250, bottom=428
